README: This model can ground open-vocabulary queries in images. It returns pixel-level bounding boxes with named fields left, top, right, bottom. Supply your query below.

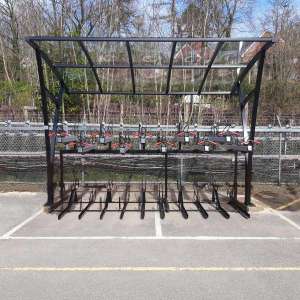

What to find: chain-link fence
left=0, top=122, right=299, bottom=184
left=1, top=109, right=300, bottom=126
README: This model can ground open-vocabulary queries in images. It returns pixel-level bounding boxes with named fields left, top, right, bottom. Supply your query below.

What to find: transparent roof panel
left=202, top=69, right=237, bottom=92
left=135, top=68, right=167, bottom=93
left=37, top=41, right=84, bottom=64
left=213, top=42, right=238, bottom=65
left=130, top=42, right=172, bottom=65
left=173, top=42, right=220, bottom=66
left=96, top=68, right=132, bottom=92
left=63, top=68, right=97, bottom=91
left=28, top=37, right=273, bottom=95
left=170, top=68, right=204, bottom=93
left=84, top=41, right=129, bottom=65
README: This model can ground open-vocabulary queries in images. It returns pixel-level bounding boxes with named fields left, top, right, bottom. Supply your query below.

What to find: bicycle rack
left=50, top=128, right=257, bottom=221
left=78, top=189, right=96, bottom=219
left=211, top=183, right=230, bottom=219
left=193, top=183, right=209, bottom=219
left=58, top=182, right=78, bottom=220
left=100, top=182, right=113, bottom=220
left=227, top=185, right=250, bottom=219
left=120, top=183, right=130, bottom=219
left=157, top=183, right=165, bottom=219
left=139, top=181, right=146, bottom=219
left=177, top=184, right=188, bottom=219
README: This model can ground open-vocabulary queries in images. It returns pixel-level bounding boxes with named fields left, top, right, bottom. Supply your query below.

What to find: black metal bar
left=194, top=199, right=208, bottom=219
left=157, top=185, right=165, bottom=219
left=47, top=84, right=65, bottom=209
left=233, top=151, right=238, bottom=201
left=78, top=41, right=103, bottom=93
left=120, top=201, right=128, bottom=219
left=162, top=153, right=170, bottom=212
left=231, top=42, right=273, bottom=95
left=27, top=40, right=69, bottom=94
left=78, top=190, right=96, bottom=219
left=163, top=198, right=169, bottom=212
left=198, top=41, right=224, bottom=95
left=140, top=187, right=146, bottom=219
left=227, top=151, right=250, bottom=218
left=249, top=52, right=266, bottom=142
left=193, top=186, right=208, bottom=218
left=120, top=184, right=130, bottom=219
left=51, top=85, right=64, bottom=157
left=228, top=198, right=250, bottom=219
left=58, top=187, right=76, bottom=220
left=100, top=188, right=112, bottom=219
left=62, top=148, right=251, bottom=155
left=126, top=41, right=135, bottom=94
left=63, top=200, right=209, bottom=204
left=52, top=208, right=246, bottom=213
left=158, top=198, right=165, bottom=219
left=166, top=41, right=177, bottom=94
left=241, top=89, right=255, bottom=109
left=54, top=63, right=248, bottom=70
left=68, top=90, right=231, bottom=96
left=35, top=49, right=53, bottom=207
left=178, top=187, right=188, bottom=219
left=245, top=50, right=266, bottom=206
left=212, top=185, right=230, bottom=219
left=26, top=36, right=275, bottom=43
left=59, top=150, right=64, bottom=203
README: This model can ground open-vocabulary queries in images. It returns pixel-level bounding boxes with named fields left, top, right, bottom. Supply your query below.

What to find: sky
left=137, top=0, right=300, bottom=37
left=232, top=0, right=300, bottom=37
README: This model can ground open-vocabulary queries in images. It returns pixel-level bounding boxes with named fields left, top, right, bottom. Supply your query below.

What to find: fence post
left=81, top=157, right=85, bottom=185
left=278, top=132, right=282, bottom=185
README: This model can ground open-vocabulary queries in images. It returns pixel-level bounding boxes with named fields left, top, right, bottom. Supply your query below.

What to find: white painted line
left=1, top=209, right=43, bottom=239
left=252, top=196, right=300, bottom=231
left=2, top=236, right=300, bottom=241
left=271, top=209, right=300, bottom=230
left=1, top=266, right=300, bottom=272
left=155, top=212, right=162, bottom=237
left=0, top=192, right=38, bottom=197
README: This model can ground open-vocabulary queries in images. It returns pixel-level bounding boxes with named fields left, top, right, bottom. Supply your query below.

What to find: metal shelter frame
left=26, top=36, right=275, bottom=218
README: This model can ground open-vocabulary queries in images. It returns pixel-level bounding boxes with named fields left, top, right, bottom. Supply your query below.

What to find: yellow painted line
left=252, top=197, right=300, bottom=230
left=251, top=197, right=269, bottom=210
left=1, top=267, right=300, bottom=272
left=276, top=198, right=300, bottom=211
left=3, top=235, right=298, bottom=240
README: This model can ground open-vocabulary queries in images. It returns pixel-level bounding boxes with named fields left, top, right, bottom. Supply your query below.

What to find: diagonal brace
left=78, top=41, right=103, bottom=93
left=126, top=41, right=135, bottom=94
left=198, top=41, right=224, bottom=95
left=166, top=41, right=177, bottom=94
left=27, top=39, right=69, bottom=94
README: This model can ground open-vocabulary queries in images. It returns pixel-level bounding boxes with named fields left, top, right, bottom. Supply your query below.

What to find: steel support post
left=278, top=132, right=282, bottom=185
left=59, top=150, right=64, bottom=201
left=245, top=50, right=266, bottom=206
left=239, top=85, right=249, bottom=142
left=164, top=153, right=168, bottom=202
left=35, top=50, right=54, bottom=207
left=50, top=85, right=64, bottom=163
left=233, top=151, right=238, bottom=201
